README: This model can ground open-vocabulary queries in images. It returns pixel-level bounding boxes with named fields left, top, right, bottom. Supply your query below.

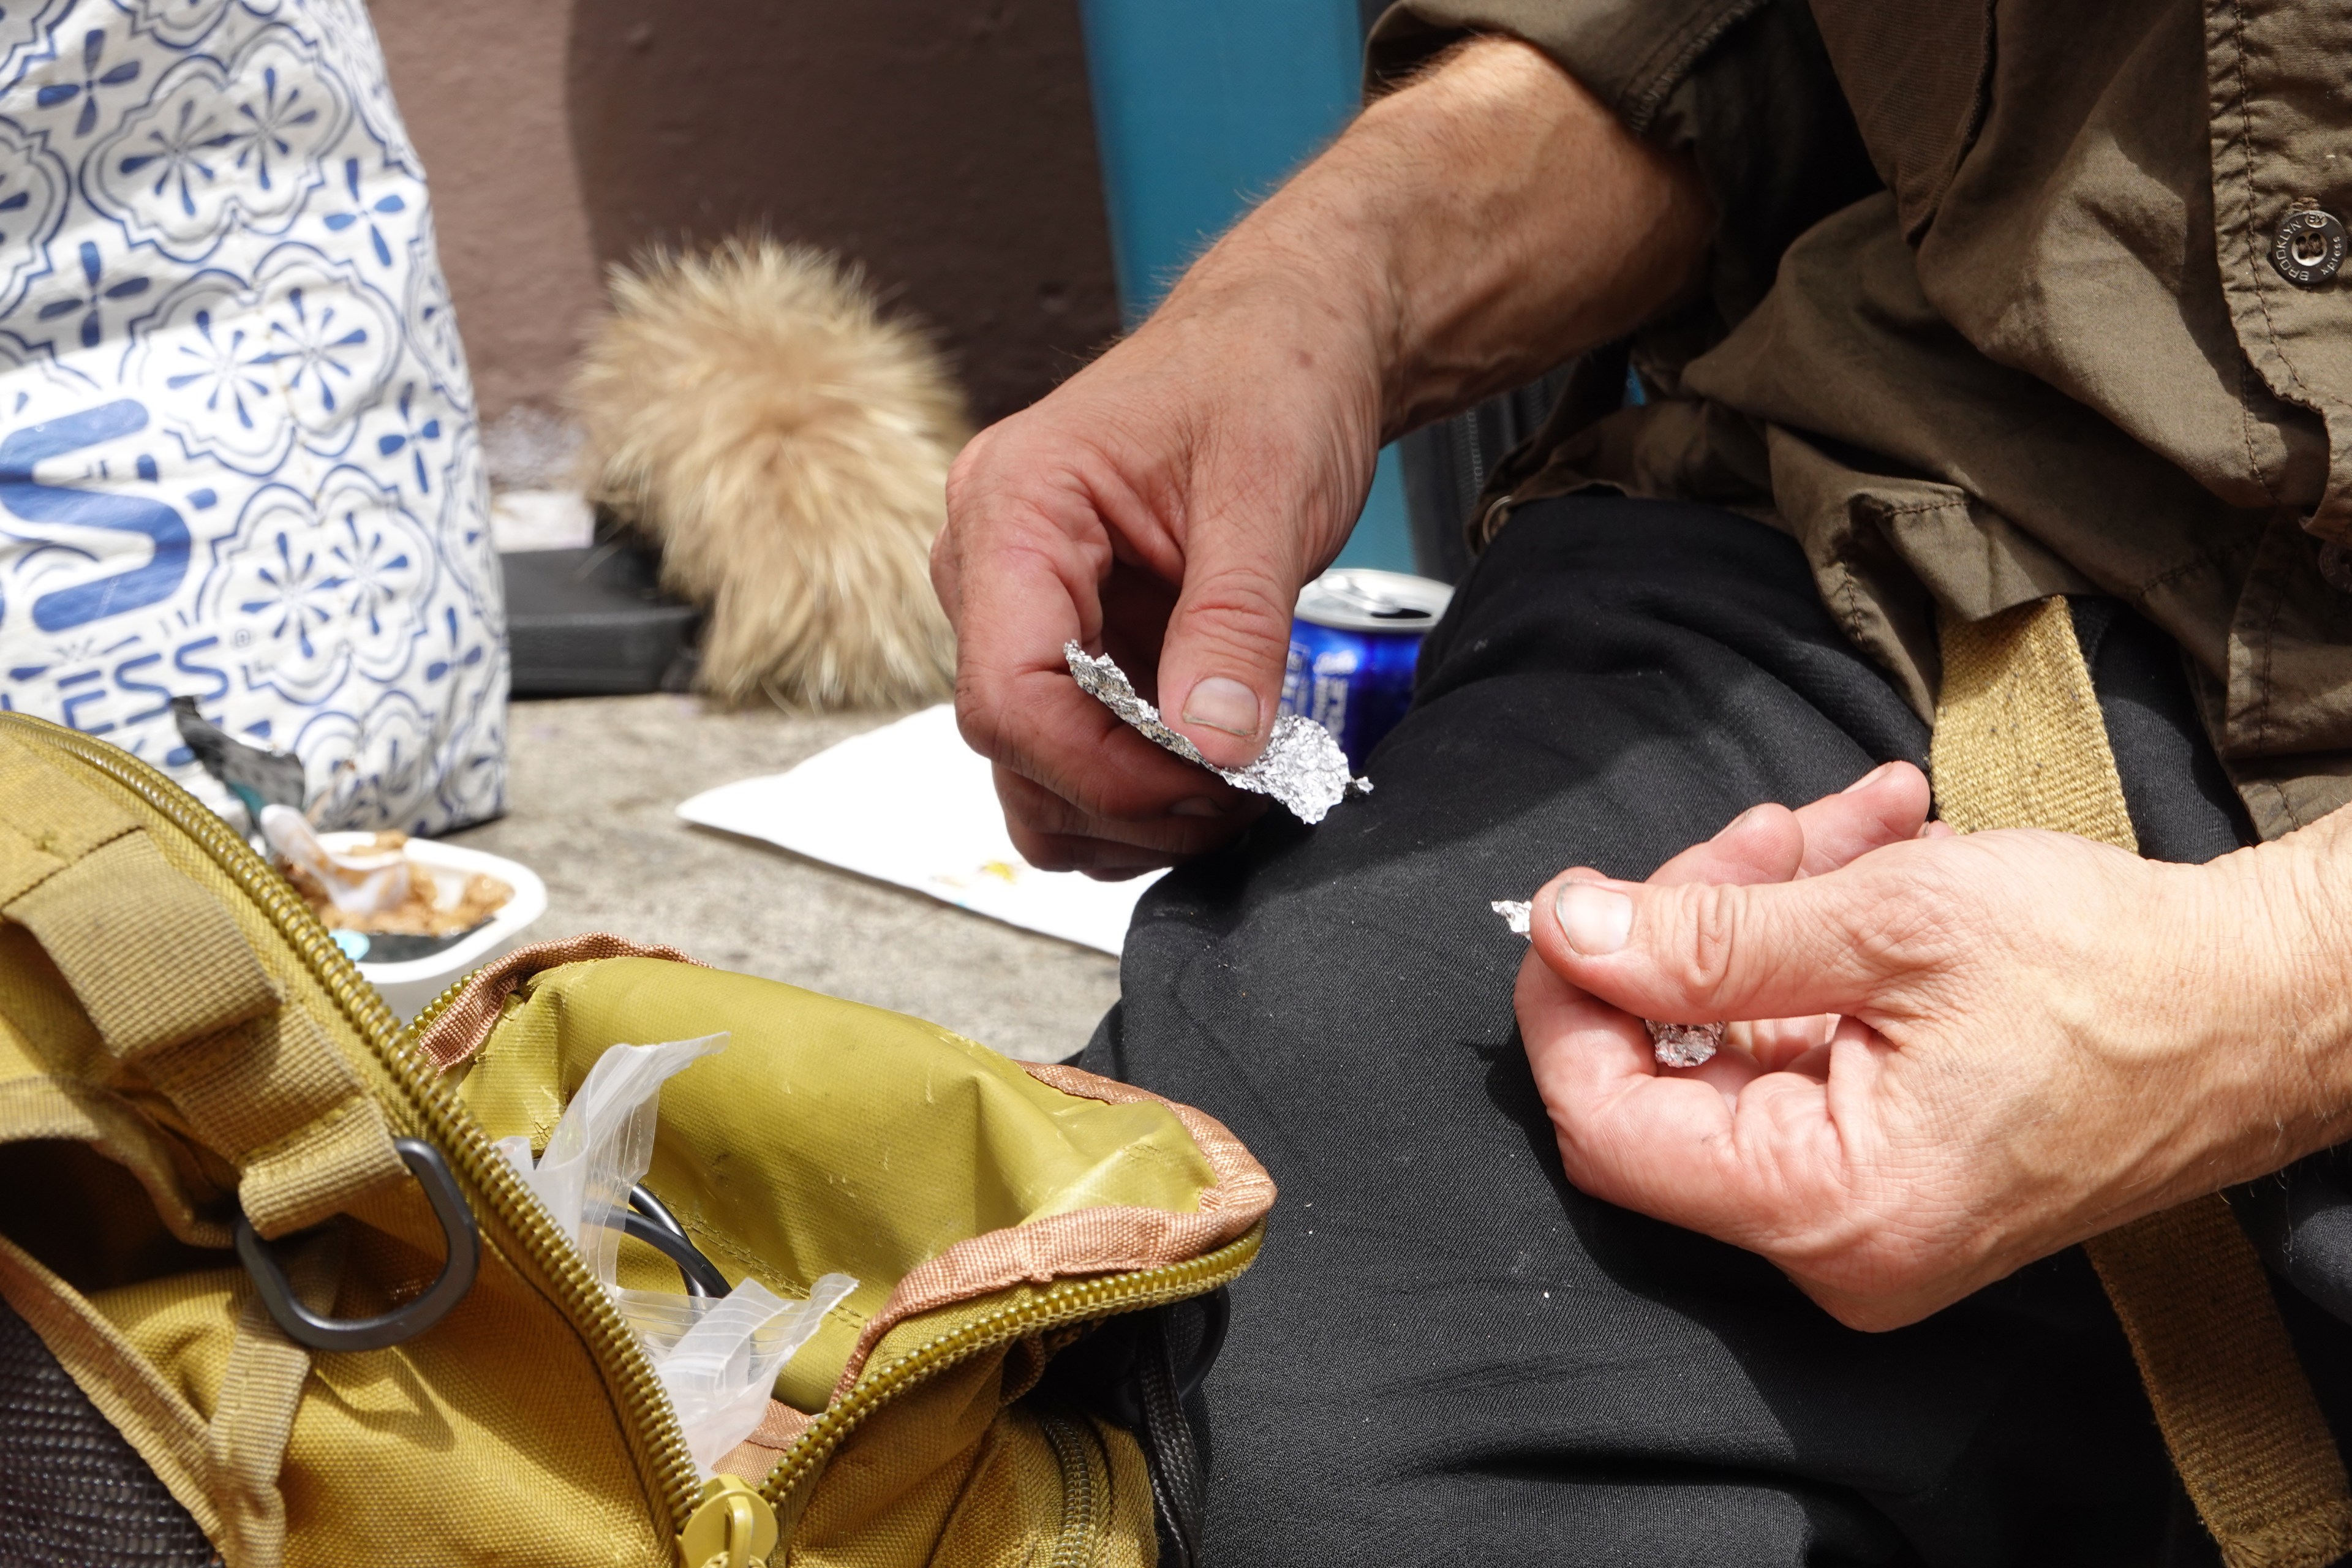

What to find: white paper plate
left=318, top=834, right=547, bottom=1022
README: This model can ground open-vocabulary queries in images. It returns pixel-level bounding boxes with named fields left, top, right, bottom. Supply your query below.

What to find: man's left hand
left=1518, top=763, right=2352, bottom=1329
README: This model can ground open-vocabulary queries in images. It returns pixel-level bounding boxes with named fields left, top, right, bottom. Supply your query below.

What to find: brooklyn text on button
left=2271, top=206, right=2348, bottom=287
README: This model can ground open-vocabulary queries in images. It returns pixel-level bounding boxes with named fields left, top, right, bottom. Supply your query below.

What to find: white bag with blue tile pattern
left=0, top=0, right=503, bottom=833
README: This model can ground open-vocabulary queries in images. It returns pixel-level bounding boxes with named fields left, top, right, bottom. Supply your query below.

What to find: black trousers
left=1086, top=497, right=2318, bottom=1566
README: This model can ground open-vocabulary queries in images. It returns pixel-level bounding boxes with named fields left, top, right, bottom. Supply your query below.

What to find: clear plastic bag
left=259, top=804, right=410, bottom=916
left=496, top=1032, right=856, bottom=1474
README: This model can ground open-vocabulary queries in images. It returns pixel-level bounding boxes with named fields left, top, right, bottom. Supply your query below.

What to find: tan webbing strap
left=6, top=830, right=405, bottom=1238
left=1930, top=598, right=2136, bottom=844
left=209, top=1229, right=344, bottom=1568
left=0, top=745, right=141, bottom=907
left=1934, top=598, right=2352, bottom=1568
left=9, top=831, right=281, bottom=1054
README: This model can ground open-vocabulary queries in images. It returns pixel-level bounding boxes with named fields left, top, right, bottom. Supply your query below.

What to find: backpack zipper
left=0, top=714, right=710, bottom=1527
left=2, top=712, right=1262, bottom=1550
left=1036, top=1409, right=1101, bottom=1568
left=755, top=1232, right=1260, bottom=1522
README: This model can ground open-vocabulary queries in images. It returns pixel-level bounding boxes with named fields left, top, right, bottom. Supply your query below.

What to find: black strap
left=1136, top=1310, right=1206, bottom=1568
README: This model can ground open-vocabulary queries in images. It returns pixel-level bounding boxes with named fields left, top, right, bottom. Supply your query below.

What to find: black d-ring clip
left=234, top=1137, right=480, bottom=1352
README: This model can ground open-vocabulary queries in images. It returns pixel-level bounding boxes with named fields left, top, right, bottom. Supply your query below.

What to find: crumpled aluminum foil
left=1065, top=642, right=1370, bottom=825
left=1491, top=898, right=1722, bottom=1068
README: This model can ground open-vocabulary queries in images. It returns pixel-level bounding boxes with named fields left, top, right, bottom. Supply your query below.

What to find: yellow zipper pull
left=677, top=1476, right=780, bottom=1568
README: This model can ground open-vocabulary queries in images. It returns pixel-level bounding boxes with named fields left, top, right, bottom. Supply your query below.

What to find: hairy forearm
left=1150, top=37, right=1714, bottom=442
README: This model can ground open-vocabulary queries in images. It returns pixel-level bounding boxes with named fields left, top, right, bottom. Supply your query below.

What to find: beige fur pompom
left=568, top=238, right=968, bottom=709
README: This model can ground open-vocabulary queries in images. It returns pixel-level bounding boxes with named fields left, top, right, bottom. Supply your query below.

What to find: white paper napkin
left=676, top=704, right=1163, bottom=955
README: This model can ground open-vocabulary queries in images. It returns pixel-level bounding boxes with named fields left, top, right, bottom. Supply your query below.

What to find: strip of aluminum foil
left=1065, top=641, right=1370, bottom=825
left=1490, top=898, right=1722, bottom=1067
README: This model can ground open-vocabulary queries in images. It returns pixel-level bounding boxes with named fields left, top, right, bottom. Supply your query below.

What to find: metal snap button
left=2272, top=208, right=2348, bottom=287
left=2321, top=541, right=2352, bottom=594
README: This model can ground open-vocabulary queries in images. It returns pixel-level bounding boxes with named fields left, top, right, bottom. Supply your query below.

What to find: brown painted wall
left=372, top=0, right=1121, bottom=440
left=372, top=0, right=606, bottom=442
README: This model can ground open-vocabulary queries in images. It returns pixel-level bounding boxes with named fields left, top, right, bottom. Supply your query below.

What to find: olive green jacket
left=1371, top=0, right=2352, bottom=840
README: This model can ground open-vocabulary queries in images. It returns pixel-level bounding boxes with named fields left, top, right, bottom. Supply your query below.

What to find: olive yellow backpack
left=0, top=709, right=1271, bottom=1567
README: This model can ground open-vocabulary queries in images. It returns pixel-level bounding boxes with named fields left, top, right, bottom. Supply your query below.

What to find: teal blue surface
left=1079, top=0, right=1413, bottom=573
left=1336, top=450, right=1414, bottom=571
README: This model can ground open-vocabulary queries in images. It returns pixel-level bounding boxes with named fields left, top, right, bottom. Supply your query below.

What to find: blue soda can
left=1280, top=569, right=1454, bottom=770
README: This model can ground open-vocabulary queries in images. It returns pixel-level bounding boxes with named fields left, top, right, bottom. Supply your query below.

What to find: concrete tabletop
left=447, top=694, right=1121, bottom=1063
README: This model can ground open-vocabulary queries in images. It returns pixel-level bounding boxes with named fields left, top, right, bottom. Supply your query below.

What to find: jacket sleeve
left=1366, top=0, right=1766, bottom=135
left=1364, top=0, right=1881, bottom=331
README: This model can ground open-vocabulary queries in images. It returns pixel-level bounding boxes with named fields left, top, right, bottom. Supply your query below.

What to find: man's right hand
left=931, top=271, right=1384, bottom=877
left=932, top=39, right=1713, bottom=878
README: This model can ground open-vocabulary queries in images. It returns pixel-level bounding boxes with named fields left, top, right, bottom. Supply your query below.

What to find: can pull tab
left=677, top=1476, right=779, bottom=1568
